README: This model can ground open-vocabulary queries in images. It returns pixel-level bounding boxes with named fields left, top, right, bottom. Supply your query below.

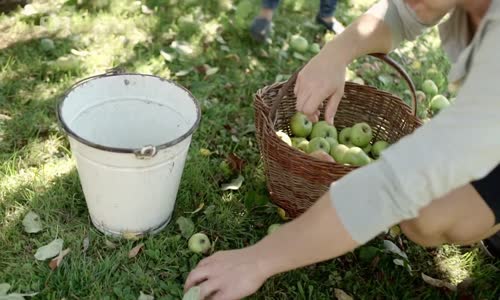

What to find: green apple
left=371, top=140, right=389, bottom=159
left=296, top=139, right=309, bottom=152
left=429, top=94, right=450, bottom=113
left=188, top=233, right=211, bottom=254
left=422, top=79, right=438, bottom=96
left=290, top=34, right=309, bottom=53
left=362, top=143, right=372, bottom=154
left=344, top=147, right=371, bottom=166
left=291, top=137, right=307, bottom=147
left=415, top=90, right=426, bottom=103
left=325, top=137, right=338, bottom=150
left=352, top=77, right=365, bottom=85
left=350, top=122, right=373, bottom=147
left=309, top=43, right=321, bottom=54
left=290, top=112, right=313, bottom=137
left=338, top=127, right=352, bottom=144
left=330, top=144, right=350, bottom=163
left=267, top=224, right=281, bottom=235
left=40, top=38, right=55, bottom=52
left=310, top=121, right=338, bottom=140
left=276, top=130, right=292, bottom=146
left=307, top=137, right=330, bottom=154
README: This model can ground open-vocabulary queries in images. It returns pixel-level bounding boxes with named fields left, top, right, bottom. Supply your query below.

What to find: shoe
left=315, top=14, right=345, bottom=34
left=480, top=231, right=500, bottom=259
left=250, top=17, right=272, bottom=43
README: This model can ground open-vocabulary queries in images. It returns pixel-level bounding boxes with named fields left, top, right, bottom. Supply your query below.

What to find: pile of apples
left=276, top=112, right=390, bottom=166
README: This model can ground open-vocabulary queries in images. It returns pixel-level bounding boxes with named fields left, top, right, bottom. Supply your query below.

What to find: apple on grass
left=422, top=79, right=438, bottom=96
left=429, top=94, right=450, bottom=114
left=371, top=140, right=389, bottom=159
left=344, top=147, right=371, bottom=166
left=310, top=121, right=338, bottom=140
left=338, top=127, right=352, bottom=145
left=188, top=233, right=211, bottom=254
left=290, top=112, right=313, bottom=138
left=331, top=144, right=350, bottom=163
left=307, top=137, right=330, bottom=154
left=350, top=122, right=373, bottom=147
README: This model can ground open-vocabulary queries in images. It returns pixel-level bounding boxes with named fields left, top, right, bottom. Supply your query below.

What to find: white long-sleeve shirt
left=330, top=0, right=500, bottom=244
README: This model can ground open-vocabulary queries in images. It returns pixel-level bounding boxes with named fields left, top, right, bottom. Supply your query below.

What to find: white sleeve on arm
left=365, top=0, right=441, bottom=48
left=329, top=21, right=500, bottom=244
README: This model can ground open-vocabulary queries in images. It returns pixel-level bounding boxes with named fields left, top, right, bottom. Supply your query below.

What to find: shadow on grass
left=0, top=35, right=82, bottom=158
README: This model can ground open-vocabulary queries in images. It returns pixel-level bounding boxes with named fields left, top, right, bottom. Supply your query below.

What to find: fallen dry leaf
left=221, top=175, right=244, bottom=191
left=383, top=240, right=408, bottom=260
left=34, top=238, right=64, bottom=261
left=22, top=211, right=43, bottom=234
left=49, top=248, right=71, bottom=270
left=176, top=217, right=195, bottom=238
left=421, top=273, right=457, bottom=291
left=189, top=203, right=205, bottom=214
left=334, top=288, right=353, bottom=300
left=123, top=232, right=141, bottom=241
left=105, top=240, right=118, bottom=249
left=82, top=236, right=89, bottom=253
left=227, top=153, right=246, bottom=173
left=128, top=243, right=144, bottom=258
left=138, top=291, right=154, bottom=300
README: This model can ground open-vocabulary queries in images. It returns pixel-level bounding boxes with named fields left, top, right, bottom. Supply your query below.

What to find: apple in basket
left=372, top=140, right=390, bottom=159
left=307, top=137, right=330, bottom=154
left=331, top=144, right=350, bottom=163
left=188, top=233, right=211, bottom=254
left=309, top=150, right=335, bottom=163
left=350, top=122, right=373, bottom=147
left=338, top=127, right=352, bottom=145
left=344, top=147, right=371, bottom=166
left=325, top=137, right=339, bottom=150
left=275, top=130, right=292, bottom=146
left=310, top=121, right=338, bottom=140
left=292, top=137, right=309, bottom=152
left=290, top=112, right=313, bottom=138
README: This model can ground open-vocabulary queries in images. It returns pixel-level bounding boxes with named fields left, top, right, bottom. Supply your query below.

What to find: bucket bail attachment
left=135, top=145, right=157, bottom=159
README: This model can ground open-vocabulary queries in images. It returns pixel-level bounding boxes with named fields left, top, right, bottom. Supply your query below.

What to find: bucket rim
left=56, top=72, right=201, bottom=155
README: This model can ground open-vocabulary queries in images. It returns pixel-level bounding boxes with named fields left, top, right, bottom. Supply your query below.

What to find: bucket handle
left=134, top=145, right=158, bottom=159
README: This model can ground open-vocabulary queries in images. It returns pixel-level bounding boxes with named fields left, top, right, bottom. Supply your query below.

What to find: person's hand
left=294, top=48, right=347, bottom=125
left=184, top=247, right=269, bottom=300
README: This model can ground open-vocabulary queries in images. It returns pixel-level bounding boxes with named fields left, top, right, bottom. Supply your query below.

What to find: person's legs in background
left=250, top=0, right=280, bottom=42
left=316, top=0, right=345, bottom=34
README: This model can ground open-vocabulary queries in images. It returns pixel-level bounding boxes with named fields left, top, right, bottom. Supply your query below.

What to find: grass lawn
left=0, top=0, right=499, bottom=299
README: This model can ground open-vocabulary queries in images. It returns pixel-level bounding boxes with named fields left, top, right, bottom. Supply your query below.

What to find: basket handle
left=269, top=53, right=417, bottom=123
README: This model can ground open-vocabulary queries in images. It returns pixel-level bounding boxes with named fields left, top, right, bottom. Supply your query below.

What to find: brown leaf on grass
left=227, top=153, right=246, bottom=173
left=49, top=248, right=71, bottom=270
left=128, top=243, right=144, bottom=258
left=421, top=273, right=457, bottom=291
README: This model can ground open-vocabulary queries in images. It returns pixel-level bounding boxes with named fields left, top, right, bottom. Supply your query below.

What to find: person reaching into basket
left=184, top=0, right=500, bottom=299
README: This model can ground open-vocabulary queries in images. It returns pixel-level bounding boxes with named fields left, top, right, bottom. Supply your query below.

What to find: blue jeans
left=262, top=0, right=338, bottom=18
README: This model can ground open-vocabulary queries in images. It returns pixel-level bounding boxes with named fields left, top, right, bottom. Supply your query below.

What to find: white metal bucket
left=57, top=72, right=201, bottom=237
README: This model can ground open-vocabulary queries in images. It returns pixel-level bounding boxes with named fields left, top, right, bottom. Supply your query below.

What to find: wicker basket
left=254, top=53, right=422, bottom=218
